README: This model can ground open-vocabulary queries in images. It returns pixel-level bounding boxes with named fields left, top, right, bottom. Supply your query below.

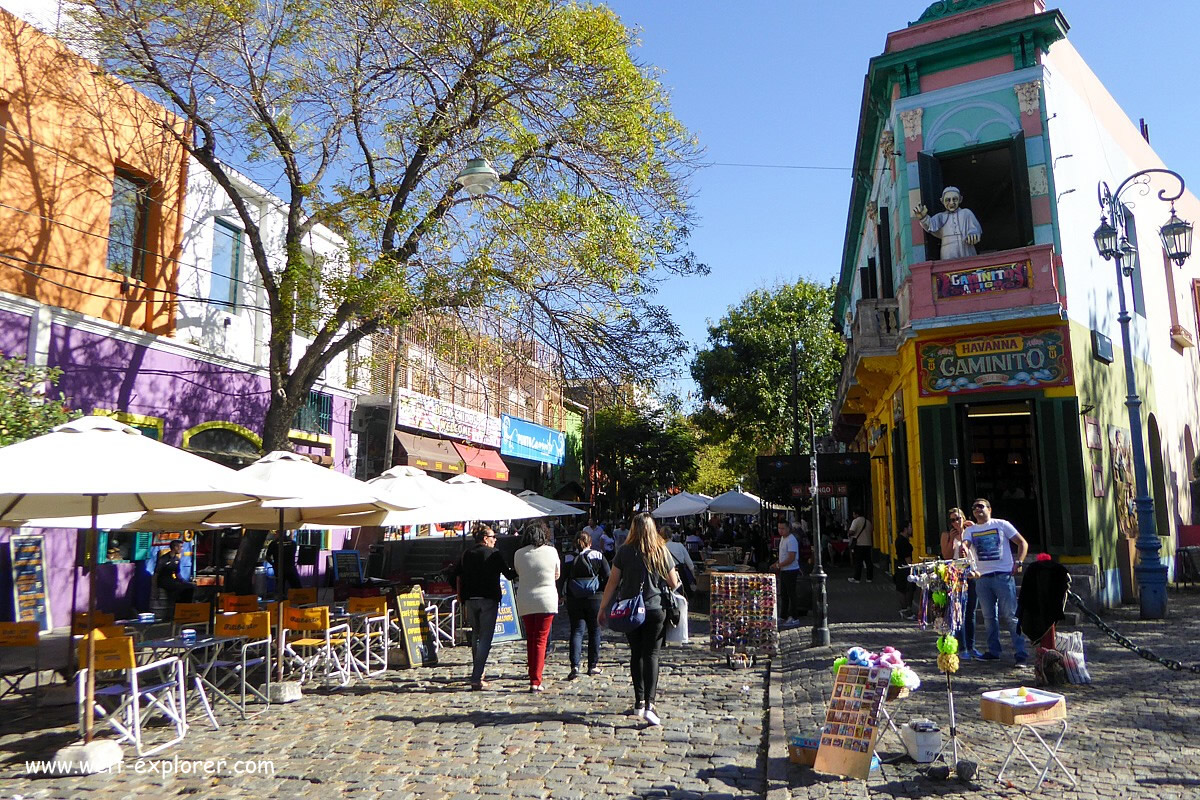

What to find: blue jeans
left=566, top=596, right=602, bottom=669
left=957, top=579, right=978, bottom=652
left=975, top=573, right=1027, bottom=658
left=466, top=598, right=499, bottom=684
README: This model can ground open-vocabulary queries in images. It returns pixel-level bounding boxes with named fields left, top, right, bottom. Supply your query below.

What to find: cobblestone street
left=777, top=567, right=1200, bottom=799
left=4, top=570, right=1200, bottom=799
left=0, top=614, right=767, bottom=799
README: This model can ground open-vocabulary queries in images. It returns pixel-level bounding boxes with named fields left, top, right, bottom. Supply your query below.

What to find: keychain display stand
left=709, top=573, right=779, bottom=663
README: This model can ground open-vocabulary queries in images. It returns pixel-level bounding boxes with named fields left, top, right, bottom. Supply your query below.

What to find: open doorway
left=961, top=401, right=1043, bottom=550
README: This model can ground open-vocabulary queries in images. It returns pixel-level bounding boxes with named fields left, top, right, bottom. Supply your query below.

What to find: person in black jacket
left=155, top=541, right=195, bottom=607
left=565, top=530, right=611, bottom=679
left=455, top=524, right=517, bottom=690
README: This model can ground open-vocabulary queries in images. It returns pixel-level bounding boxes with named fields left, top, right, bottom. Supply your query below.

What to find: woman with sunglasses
left=941, top=508, right=981, bottom=658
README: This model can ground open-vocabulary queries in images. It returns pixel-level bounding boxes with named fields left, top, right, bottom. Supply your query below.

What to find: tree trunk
left=261, top=395, right=299, bottom=454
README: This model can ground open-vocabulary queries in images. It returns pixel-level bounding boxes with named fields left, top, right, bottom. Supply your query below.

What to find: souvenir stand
left=906, top=557, right=977, bottom=778
left=708, top=572, right=778, bottom=667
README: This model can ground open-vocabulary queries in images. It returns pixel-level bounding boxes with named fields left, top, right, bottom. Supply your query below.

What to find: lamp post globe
left=454, top=157, right=500, bottom=197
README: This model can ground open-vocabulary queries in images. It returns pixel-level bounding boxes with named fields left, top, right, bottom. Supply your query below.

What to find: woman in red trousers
left=514, top=522, right=560, bottom=691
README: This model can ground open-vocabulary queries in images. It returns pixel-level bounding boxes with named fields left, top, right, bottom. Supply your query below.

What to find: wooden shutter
left=877, top=208, right=894, bottom=299
left=1009, top=132, right=1034, bottom=247
left=918, top=405, right=958, bottom=549
left=1034, top=397, right=1089, bottom=554
left=917, top=152, right=944, bottom=260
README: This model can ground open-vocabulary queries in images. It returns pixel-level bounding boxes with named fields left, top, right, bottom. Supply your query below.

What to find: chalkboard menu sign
left=9, top=533, right=51, bottom=632
left=396, top=588, right=438, bottom=668
left=492, top=575, right=523, bottom=643
left=331, top=549, right=363, bottom=583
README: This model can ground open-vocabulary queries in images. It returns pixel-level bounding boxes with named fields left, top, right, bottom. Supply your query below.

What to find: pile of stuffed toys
left=831, top=645, right=921, bottom=691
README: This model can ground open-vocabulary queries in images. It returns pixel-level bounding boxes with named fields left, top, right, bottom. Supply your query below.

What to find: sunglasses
left=972, top=503, right=987, bottom=509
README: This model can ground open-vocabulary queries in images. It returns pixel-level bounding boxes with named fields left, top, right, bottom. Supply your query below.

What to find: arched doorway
left=182, top=422, right=263, bottom=468
left=1147, top=415, right=1170, bottom=536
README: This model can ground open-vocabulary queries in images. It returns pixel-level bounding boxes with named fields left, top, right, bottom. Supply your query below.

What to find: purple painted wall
left=1, top=317, right=355, bottom=627
left=0, top=307, right=30, bottom=357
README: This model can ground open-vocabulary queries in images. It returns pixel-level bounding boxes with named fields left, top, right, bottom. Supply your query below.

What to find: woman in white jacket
left=514, top=522, right=560, bottom=692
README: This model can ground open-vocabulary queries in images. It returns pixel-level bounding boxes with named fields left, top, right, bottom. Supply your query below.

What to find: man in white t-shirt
left=848, top=510, right=874, bottom=583
left=962, top=497, right=1029, bottom=664
left=582, top=520, right=602, bottom=550
left=771, top=521, right=803, bottom=627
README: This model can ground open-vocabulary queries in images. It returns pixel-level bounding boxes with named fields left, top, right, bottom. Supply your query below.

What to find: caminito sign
left=917, top=326, right=1073, bottom=397
left=935, top=260, right=1030, bottom=298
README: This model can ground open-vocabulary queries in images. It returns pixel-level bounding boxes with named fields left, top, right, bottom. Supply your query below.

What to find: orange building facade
left=0, top=9, right=187, bottom=334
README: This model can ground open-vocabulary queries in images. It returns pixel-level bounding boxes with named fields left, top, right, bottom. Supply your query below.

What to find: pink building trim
left=908, top=243, right=1062, bottom=322
left=886, top=0, right=1046, bottom=53
left=920, top=55, right=1013, bottom=94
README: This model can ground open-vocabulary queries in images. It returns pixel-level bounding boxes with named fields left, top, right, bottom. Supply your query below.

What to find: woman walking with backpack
left=598, top=512, right=680, bottom=727
left=565, top=530, right=611, bottom=679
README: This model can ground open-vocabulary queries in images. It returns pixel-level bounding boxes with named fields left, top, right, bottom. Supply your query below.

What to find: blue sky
left=604, top=1, right=1200, bottom=396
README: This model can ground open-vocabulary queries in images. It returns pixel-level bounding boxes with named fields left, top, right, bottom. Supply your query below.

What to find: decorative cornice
left=1014, top=79, right=1042, bottom=115
left=879, top=129, right=896, bottom=158
left=912, top=0, right=1009, bottom=26
left=900, top=108, right=924, bottom=141
left=866, top=202, right=879, bottom=223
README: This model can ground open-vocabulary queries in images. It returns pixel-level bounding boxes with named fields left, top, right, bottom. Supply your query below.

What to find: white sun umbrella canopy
left=706, top=489, right=763, bottom=515
left=517, top=490, right=586, bottom=517
left=0, top=415, right=286, bottom=748
left=367, top=470, right=544, bottom=526
left=0, top=416, right=280, bottom=524
left=650, top=492, right=711, bottom=519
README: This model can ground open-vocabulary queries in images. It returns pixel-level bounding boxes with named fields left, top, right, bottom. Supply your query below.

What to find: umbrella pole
left=84, top=494, right=102, bottom=745
left=277, top=508, right=286, bottom=684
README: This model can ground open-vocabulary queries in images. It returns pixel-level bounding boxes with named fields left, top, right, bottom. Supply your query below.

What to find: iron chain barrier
left=1067, top=590, right=1200, bottom=674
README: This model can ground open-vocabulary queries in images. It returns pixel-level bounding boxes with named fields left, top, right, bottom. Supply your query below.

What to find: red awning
left=394, top=431, right=464, bottom=474
left=451, top=442, right=510, bottom=482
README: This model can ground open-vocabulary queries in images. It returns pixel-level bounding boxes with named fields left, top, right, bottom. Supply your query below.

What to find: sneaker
left=643, top=707, right=662, bottom=726
left=958, top=649, right=973, bottom=661
left=848, top=578, right=860, bottom=584
left=629, top=703, right=646, bottom=718
left=567, top=668, right=579, bottom=680
left=899, top=610, right=915, bottom=620
left=969, top=649, right=985, bottom=659
left=587, top=665, right=603, bottom=675
left=1014, top=654, right=1029, bottom=666
left=978, top=652, right=1000, bottom=661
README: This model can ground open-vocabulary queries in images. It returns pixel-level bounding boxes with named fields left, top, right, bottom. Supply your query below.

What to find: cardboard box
left=788, top=735, right=819, bottom=766
left=981, top=688, right=1066, bottom=725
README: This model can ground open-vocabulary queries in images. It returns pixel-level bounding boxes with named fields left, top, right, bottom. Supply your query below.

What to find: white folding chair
left=198, top=612, right=271, bottom=718
left=281, top=606, right=351, bottom=686
left=76, top=633, right=186, bottom=757
left=347, top=597, right=390, bottom=677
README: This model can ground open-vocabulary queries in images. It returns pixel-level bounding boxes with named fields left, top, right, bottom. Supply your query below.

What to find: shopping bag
left=1055, top=629, right=1091, bottom=684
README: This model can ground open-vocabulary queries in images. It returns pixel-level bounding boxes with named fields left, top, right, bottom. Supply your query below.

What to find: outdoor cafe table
left=137, top=634, right=232, bottom=730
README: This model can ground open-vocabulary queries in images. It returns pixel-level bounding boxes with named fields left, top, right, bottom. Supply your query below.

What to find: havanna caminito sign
left=917, top=326, right=1073, bottom=397
left=935, top=260, right=1030, bottom=298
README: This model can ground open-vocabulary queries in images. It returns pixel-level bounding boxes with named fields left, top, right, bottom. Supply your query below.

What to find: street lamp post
left=1093, top=169, right=1193, bottom=619
left=809, top=412, right=831, bottom=647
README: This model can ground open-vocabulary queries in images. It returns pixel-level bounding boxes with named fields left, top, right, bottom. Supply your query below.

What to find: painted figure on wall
left=914, top=186, right=983, bottom=259
left=1109, top=426, right=1136, bottom=538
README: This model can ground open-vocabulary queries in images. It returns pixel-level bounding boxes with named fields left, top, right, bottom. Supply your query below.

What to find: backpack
left=567, top=551, right=601, bottom=598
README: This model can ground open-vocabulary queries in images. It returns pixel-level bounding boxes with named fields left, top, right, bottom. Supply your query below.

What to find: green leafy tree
left=691, top=279, right=844, bottom=485
left=592, top=405, right=697, bottom=518
left=0, top=356, right=80, bottom=446
left=686, top=428, right=743, bottom=496
left=73, top=0, right=704, bottom=450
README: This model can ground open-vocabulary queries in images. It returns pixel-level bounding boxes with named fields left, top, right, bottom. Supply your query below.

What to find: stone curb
left=764, top=652, right=789, bottom=800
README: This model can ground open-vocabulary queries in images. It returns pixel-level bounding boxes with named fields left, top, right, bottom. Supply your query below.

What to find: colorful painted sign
left=501, top=414, right=566, bottom=465
left=917, top=327, right=1072, bottom=397
left=395, top=387, right=501, bottom=447
left=935, top=260, right=1030, bottom=298
left=8, top=533, right=51, bottom=632
left=492, top=575, right=524, bottom=643
left=396, top=587, right=439, bottom=667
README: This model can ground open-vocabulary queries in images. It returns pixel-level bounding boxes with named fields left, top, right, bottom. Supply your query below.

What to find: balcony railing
left=908, top=244, right=1063, bottom=327
left=849, top=297, right=902, bottom=355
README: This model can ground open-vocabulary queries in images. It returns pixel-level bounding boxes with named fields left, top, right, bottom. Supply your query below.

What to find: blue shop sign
left=501, top=414, right=566, bottom=465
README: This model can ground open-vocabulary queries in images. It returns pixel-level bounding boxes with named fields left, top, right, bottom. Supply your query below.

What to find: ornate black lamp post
left=1092, top=169, right=1193, bottom=619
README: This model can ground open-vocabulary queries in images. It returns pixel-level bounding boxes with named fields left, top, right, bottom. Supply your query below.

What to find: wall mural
left=1108, top=424, right=1136, bottom=539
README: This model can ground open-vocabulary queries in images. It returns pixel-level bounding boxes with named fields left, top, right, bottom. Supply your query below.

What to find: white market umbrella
left=706, top=489, right=763, bottom=515
left=517, top=490, right=586, bottom=517
left=0, top=416, right=282, bottom=746
left=651, top=492, right=711, bottom=519
left=365, top=470, right=545, bottom=527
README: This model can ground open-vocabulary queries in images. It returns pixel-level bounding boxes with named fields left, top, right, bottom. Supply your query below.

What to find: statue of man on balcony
left=914, top=186, right=982, bottom=259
